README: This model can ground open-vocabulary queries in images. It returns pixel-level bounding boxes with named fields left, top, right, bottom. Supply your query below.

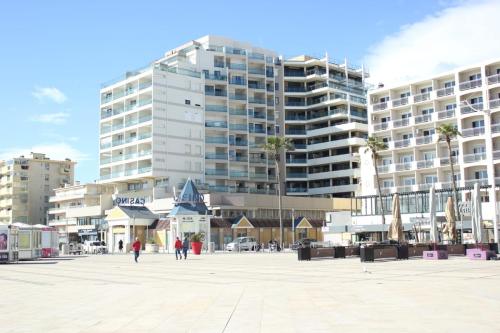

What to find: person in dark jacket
left=118, top=239, right=123, bottom=253
left=174, top=237, right=182, bottom=260
left=182, top=236, right=189, bottom=260
left=132, top=237, right=141, bottom=263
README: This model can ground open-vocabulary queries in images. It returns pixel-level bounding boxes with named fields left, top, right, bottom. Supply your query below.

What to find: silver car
left=226, top=237, right=258, bottom=251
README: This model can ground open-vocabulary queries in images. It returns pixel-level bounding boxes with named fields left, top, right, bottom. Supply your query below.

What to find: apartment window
left=380, top=96, right=390, bottom=103
left=472, top=120, right=485, bottom=128
left=402, top=133, right=413, bottom=140
left=44, top=196, right=49, bottom=203
left=403, top=177, right=416, bottom=186
left=381, top=116, right=391, bottom=123
left=400, top=92, right=410, bottom=98
left=421, top=129, right=435, bottom=136
left=474, top=170, right=487, bottom=179
left=423, top=152, right=435, bottom=160
left=420, top=86, right=432, bottom=93
left=382, top=180, right=394, bottom=188
left=470, top=96, right=483, bottom=105
left=496, top=68, right=500, bottom=75
left=275, top=83, right=279, bottom=91
left=382, top=158, right=392, bottom=165
left=444, top=81, right=455, bottom=88
left=400, top=155, right=413, bottom=163
left=45, top=163, right=50, bottom=170
left=185, top=99, right=191, bottom=105
left=424, top=175, right=438, bottom=184
left=473, top=146, right=486, bottom=154
left=275, top=97, right=279, bottom=105
left=421, top=108, right=434, bottom=115
left=469, top=73, right=481, bottom=81
left=401, top=113, right=411, bottom=119
left=44, top=174, right=49, bottom=181
left=446, top=103, right=457, bottom=110
left=275, top=125, right=280, bottom=134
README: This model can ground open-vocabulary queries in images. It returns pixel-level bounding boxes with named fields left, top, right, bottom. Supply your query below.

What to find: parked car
left=226, top=237, right=258, bottom=251
left=291, top=238, right=317, bottom=250
left=83, top=241, right=107, bottom=254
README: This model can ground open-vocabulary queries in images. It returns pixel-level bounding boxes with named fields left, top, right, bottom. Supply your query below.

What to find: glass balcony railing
left=229, top=140, right=248, bottom=146
left=206, top=105, right=227, bottom=113
left=230, top=171, right=248, bottom=178
left=250, top=173, right=268, bottom=179
left=248, top=83, right=265, bottom=90
left=229, top=94, right=247, bottom=101
left=229, top=78, right=246, bottom=85
left=286, top=188, right=308, bottom=193
left=248, top=68, right=265, bottom=75
left=205, top=153, right=228, bottom=160
left=285, top=129, right=306, bottom=135
left=204, top=73, right=227, bottom=81
left=248, top=52, right=265, bottom=60
left=205, top=121, right=228, bottom=128
left=249, top=127, right=266, bottom=134
left=206, top=136, right=227, bottom=144
left=139, top=82, right=152, bottom=90
left=229, top=108, right=246, bottom=116
left=205, top=90, right=227, bottom=97
left=248, top=97, right=266, bottom=104
left=229, top=124, right=248, bottom=131
left=228, top=63, right=247, bottom=70
left=285, top=101, right=306, bottom=107
left=208, top=185, right=229, bottom=192
left=287, top=172, right=308, bottom=178
left=286, top=158, right=307, bottom=163
left=230, top=156, right=248, bottom=162
left=205, top=169, right=228, bottom=176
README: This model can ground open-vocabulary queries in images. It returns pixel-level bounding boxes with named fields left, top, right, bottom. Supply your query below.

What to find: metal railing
left=459, top=78, right=482, bottom=91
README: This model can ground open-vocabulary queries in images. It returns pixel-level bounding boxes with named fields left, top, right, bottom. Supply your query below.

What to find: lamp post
left=291, top=208, right=295, bottom=246
left=463, top=97, right=498, bottom=245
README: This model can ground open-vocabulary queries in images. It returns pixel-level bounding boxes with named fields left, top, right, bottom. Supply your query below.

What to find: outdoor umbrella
left=471, top=183, right=483, bottom=243
left=429, top=186, right=438, bottom=243
left=443, top=196, right=456, bottom=243
left=388, top=193, right=403, bottom=242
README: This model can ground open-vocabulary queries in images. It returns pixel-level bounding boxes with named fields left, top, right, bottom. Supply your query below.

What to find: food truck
left=34, top=224, right=59, bottom=257
left=12, top=222, right=42, bottom=260
left=0, top=224, right=19, bottom=263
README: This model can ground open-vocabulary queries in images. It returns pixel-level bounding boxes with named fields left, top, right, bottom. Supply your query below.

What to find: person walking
left=132, top=237, right=141, bottom=263
left=174, top=236, right=182, bottom=260
left=182, top=236, right=189, bottom=260
left=118, top=239, right=123, bottom=253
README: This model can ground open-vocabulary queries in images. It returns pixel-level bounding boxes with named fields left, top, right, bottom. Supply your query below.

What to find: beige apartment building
left=0, top=153, right=75, bottom=225
left=48, top=182, right=114, bottom=243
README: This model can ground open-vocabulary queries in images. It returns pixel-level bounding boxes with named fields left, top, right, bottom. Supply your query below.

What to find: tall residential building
left=283, top=56, right=369, bottom=198
left=361, top=59, right=500, bottom=236
left=48, top=182, right=114, bottom=243
left=0, top=153, right=75, bottom=225
left=99, top=36, right=282, bottom=200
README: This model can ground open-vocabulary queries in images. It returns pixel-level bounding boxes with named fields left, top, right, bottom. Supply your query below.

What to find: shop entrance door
left=113, top=233, right=125, bottom=252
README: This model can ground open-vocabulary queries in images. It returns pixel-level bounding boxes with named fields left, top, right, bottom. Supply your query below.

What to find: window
left=422, top=129, right=435, bottom=136
left=45, top=163, right=50, bottom=170
left=470, top=96, right=483, bottom=104
left=444, top=81, right=455, bottom=88
left=275, top=125, right=280, bottom=134
left=423, top=152, right=435, bottom=160
left=424, top=175, right=438, bottom=184
left=446, top=103, right=457, bottom=110
left=401, top=113, right=411, bottom=119
left=402, top=133, right=413, bottom=140
left=44, top=174, right=49, bottom=181
left=469, top=73, right=481, bottom=81
left=400, top=92, right=410, bottom=98
left=472, top=120, right=485, bottom=128
left=275, top=83, right=279, bottom=91
left=382, top=180, right=394, bottom=188
left=400, top=155, right=413, bottom=163
left=380, top=96, right=390, bottom=102
left=381, top=116, right=391, bottom=123
left=185, top=99, right=191, bottom=105
left=382, top=158, right=392, bottom=165
left=474, top=170, right=487, bottom=180
left=421, top=108, right=434, bottom=115
left=420, top=86, right=432, bottom=93
left=275, top=97, right=279, bottom=105
left=473, top=146, right=486, bottom=154
left=403, top=177, right=415, bottom=186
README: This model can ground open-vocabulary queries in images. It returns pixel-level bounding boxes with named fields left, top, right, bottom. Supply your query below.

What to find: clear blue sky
left=0, top=0, right=449, bottom=182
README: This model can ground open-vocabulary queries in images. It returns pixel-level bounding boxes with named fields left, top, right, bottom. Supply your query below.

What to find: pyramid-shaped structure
left=169, top=178, right=209, bottom=216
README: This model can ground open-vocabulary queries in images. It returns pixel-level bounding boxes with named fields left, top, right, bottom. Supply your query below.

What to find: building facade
left=99, top=36, right=283, bottom=200
left=48, top=182, right=114, bottom=243
left=361, top=59, right=500, bottom=242
left=0, top=153, right=75, bottom=225
left=283, top=55, right=369, bottom=198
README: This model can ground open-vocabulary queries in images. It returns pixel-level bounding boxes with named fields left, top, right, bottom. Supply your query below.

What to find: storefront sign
left=113, top=197, right=146, bottom=206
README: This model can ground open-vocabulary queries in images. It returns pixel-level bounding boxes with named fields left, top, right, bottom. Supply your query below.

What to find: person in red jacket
left=132, top=237, right=141, bottom=263
left=174, top=237, right=182, bottom=260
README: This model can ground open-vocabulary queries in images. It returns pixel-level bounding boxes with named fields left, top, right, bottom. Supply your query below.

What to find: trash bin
left=360, top=246, right=374, bottom=262
left=333, top=246, right=346, bottom=258
left=397, top=245, right=409, bottom=259
left=298, top=247, right=311, bottom=261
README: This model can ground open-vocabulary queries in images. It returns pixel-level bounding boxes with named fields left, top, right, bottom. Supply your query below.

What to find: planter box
left=145, top=244, right=159, bottom=253
left=423, top=250, right=448, bottom=260
left=345, top=246, right=360, bottom=257
left=466, top=248, right=496, bottom=260
left=408, top=244, right=431, bottom=257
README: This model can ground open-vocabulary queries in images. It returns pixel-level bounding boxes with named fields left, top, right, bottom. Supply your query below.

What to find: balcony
left=413, top=92, right=430, bottom=103
left=417, top=160, right=435, bottom=169
left=461, top=127, right=485, bottom=138
left=249, top=127, right=266, bottom=134
left=392, top=97, right=409, bottom=107
left=204, top=73, right=227, bottom=81
left=492, top=123, right=500, bottom=134
left=229, top=140, right=248, bottom=146
left=249, top=172, right=268, bottom=179
left=229, top=124, right=248, bottom=131
left=249, top=158, right=267, bottom=164
left=436, top=86, right=455, bottom=97
left=248, top=68, right=265, bottom=75
left=229, top=108, right=246, bottom=116
left=285, top=86, right=306, bottom=93
left=287, top=172, right=308, bottom=179
left=229, top=94, right=247, bottom=101
left=372, top=102, right=388, bottom=111
left=206, top=136, right=227, bottom=144
left=393, top=139, right=412, bottom=148
left=206, top=105, right=227, bottom=113
left=205, top=169, right=228, bottom=176
left=248, top=52, right=264, bottom=60
left=285, top=129, right=306, bottom=135
left=414, top=114, right=432, bottom=124
left=459, top=78, right=482, bottom=91
left=392, top=118, right=410, bottom=128
left=493, top=150, right=500, bottom=160
left=248, top=83, right=265, bottom=90
left=286, top=158, right=307, bottom=164
left=229, top=171, right=248, bottom=178
left=248, top=97, right=266, bottom=105
left=205, top=153, right=228, bottom=160
left=228, top=78, right=246, bottom=86
left=464, top=178, right=488, bottom=187
left=228, top=63, right=247, bottom=71
left=437, top=108, right=455, bottom=119
left=415, top=135, right=434, bottom=145
left=487, top=73, right=500, bottom=85
left=463, top=152, right=487, bottom=163
left=377, top=165, right=391, bottom=173
left=205, top=90, right=227, bottom=97
left=205, top=121, right=227, bottom=129
left=284, top=71, right=305, bottom=77
left=460, top=102, right=483, bottom=114
left=489, top=99, right=500, bottom=109
left=395, top=162, right=413, bottom=171
left=286, top=114, right=306, bottom=121
left=286, top=188, right=308, bottom=193
left=285, top=101, right=306, bottom=107
left=439, top=157, right=458, bottom=166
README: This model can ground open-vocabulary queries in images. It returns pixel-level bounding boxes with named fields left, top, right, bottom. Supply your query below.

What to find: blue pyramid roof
left=293, top=216, right=312, bottom=228
left=169, top=178, right=209, bottom=216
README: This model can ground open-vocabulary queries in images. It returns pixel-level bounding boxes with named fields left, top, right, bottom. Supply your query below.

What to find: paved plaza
left=1, top=252, right=499, bottom=333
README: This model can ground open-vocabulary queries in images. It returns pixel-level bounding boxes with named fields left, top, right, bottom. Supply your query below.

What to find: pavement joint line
left=221, top=287, right=246, bottom=333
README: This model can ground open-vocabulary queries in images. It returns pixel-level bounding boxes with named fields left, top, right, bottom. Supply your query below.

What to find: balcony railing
left=461, top=127, right=485, bottom=138
left=413, top=92, right=431, bottom=103
left=489, top=98, right=500, bottom=109
left=416, top=160, right=435, bottom=169
left=228, top=63, right=247, bottom=71
left=205, top=153, right=228, bottom=160
left=206, top=136, right=227, bottom=144
left=492, top=123, right=500, bottom=133
left=285, top=129, right=306, bottom=135
left=206, top=104, right=227, bottom=113
left=230, top=171, right=248, bottom=178
left=437, top=108, right=455, bottom=119
left=487, top=73, right=500, bottom=85
left=205, top=121, right=227, bottom=129
left=463, top=152, right=487, bottom=163
left=392, top=97, right=409, bottom=107
left=415, top=135, right=434, bottom=145
left=459, top=78, right=482, bottom=91
left=460, top=102, right=483, bottom=114
left=372, top=102, right=388, bottom=111
left=286, top=158, right=307, bottom=164
left=464, top=178, right=488, bottom=187
left=286, top=101, right=306, bottom=107
left=395, top=162, right=413, bottom=171
left=394, top=139, right=411, bottom=148
left=393, top=118, right=410, bottom=128
left=287, top=172, right=308, bottom=178
left=228, top=78, right=246, bottom=86
left=284, top=71, right=305, bottom=77
left=436, top=86, right=455, bottom=97
left=229, top=124, right=248, bottom=131
left=205, top=90, right=227, bottom=97
left=204, top=73, right=227, bottom=81
left=248, top=83, right=265, bottom=90
left=205, top=169, right=228, bottom=176
left=414, top=114, right=432, bottom=124
left=229, top=94, right=247, bottom=101
left=493, top=150, right=500, bottom=160
left=286, top=188, right=308, bottom=193
left=229, top=108, right=246, bottom=116
left=377, top=165, right=390, bottom=173
left=248, top=68, right=265, bottom=75
left=248, top=97, right=266, bottom=104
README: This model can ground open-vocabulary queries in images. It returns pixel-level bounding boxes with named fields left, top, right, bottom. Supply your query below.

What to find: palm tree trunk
left=275, top=159, right=283, bottom=248
left=447, top=140, right=460, bottom=241
left=373, top=157, right=386, bottom=241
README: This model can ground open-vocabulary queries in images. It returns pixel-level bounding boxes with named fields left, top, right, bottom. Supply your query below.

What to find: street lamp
left=462, top=97, right=499, bottom=244
left=291, top=208, right=295, bottom=246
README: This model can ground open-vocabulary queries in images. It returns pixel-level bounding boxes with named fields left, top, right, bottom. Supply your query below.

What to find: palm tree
left=264, top=136, right=294, bottom=247
left=436, top=123, right=462, bottom=226
left=364, top=136, right=388, bottom=241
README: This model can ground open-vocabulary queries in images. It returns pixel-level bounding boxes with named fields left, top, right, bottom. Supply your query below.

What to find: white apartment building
left=359, top=59, right=500, bottom=241
left=283, top=56, right=369, bottom=197
left=99, top=36, right=282, bottom=200
left=48, top=182, right=114, bottom=243
left=0, top=153, right=75, bottom=225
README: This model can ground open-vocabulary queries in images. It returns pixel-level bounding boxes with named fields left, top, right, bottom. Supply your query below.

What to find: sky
left=0, top=0, right=499, bottom=183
